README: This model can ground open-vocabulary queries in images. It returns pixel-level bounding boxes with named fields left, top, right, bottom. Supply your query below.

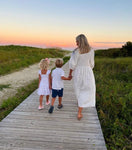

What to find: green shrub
left=95, top=41, right=132, bottom=58
left=121, top=41, right=132, bottom=57
left=63, top=56, right=70, bottom=64
left=95, top=57, right=132, bottom=149
left=95, top=48, right=121, bottom=58
left=0, top=79, right=38, bottom=121
left=0, top=84, right=10, bottom=91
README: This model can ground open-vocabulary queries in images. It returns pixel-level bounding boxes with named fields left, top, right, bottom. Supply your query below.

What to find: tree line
left=95, top=41, right=132, bottom=57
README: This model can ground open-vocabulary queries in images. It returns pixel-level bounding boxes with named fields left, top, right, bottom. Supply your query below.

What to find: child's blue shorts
left=52, top=88, right=63, bottom=98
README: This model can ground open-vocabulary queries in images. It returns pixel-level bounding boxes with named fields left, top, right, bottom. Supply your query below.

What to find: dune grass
left=94, top=57, right=132, bottom=150
left=0, top=84, right=10, bottom=91
left=0, top=45, right=70, bottom=75
left=0, top=79, right=38, bottom=121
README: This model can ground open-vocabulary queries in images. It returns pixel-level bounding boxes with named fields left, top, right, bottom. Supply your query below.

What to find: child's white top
left=52, top=68, right=64, bottom=90
left=37, top=69, right=51, bottom=96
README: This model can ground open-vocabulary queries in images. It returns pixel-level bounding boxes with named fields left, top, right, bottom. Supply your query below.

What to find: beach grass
left=94, top=57, right=132, bottom=150
left=0, top=79, right=38, bottom=121
left=0, top=45, right=70, bottom=75
left=0, top=84, right=10, bottom=91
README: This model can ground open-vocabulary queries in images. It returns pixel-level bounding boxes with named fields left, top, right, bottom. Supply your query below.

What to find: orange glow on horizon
left=0, top=33, right=124, bottom=50
left=0, top=33, right=75, bottom=48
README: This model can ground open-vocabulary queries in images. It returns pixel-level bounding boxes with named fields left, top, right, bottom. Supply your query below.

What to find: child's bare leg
left=58, top=97, right=62, bottom=105
left=58, top=97, right=63, bottom=109
left=51, top=98, right=56, bottom=106
left=39, top=95, right=44, bottom=107
left=46, top=95, right=49, bottom=102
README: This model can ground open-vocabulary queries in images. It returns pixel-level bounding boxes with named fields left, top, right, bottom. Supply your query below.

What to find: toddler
left=37, top=58, right=51, bottom=110
left=48, top=59, right=70, bottom=113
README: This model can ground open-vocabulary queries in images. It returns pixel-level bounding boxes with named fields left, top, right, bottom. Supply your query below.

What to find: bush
left=121, top=41, right=132, bottom=57
left=95, top=57, right=132, bottom=149
left=95, top=41, right=132, bottom=58
left=0, top=79, right=38, bottom=121
left=95, top=48, right=121, bottom=58
left=63, top=56, right=70, bottom=64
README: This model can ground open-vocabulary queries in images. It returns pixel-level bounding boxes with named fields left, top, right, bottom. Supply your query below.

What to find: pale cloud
left=94, top=42, right=126, bottom=45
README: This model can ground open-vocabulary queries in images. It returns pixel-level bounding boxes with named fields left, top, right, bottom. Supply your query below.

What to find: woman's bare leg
left=78, top=107, right=83, bottom=120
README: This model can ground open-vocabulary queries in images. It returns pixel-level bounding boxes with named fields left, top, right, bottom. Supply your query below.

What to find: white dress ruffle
left=37, top=70, right=51, bottom=96
left=69, top=49, right=96, bottom=107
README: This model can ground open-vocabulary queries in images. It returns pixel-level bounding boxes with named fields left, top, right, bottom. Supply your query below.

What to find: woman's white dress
left=37, top=70, right=51, bottom=96
left=69, top=49, right=96, bottom=107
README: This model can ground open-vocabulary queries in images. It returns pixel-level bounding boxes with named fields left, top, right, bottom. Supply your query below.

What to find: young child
left=37, top=58, right=51, bottom=110
left=48, top=59, right=70, bottom=113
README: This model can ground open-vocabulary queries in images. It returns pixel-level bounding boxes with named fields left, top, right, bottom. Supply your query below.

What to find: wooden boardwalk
left=0, top=63, right=107, bottom=150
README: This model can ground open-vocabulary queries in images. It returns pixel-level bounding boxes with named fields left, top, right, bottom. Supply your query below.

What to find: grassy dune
left=94, top=57, right=132, bottom=150
left=0, top=45, right=70, bottom=75
left=0, top=79, right=38, bottom=121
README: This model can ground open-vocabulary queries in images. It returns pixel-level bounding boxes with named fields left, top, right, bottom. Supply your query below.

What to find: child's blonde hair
left=39, top=59, right=49, bottom=70
left=55, top=59, right=63, bottom=68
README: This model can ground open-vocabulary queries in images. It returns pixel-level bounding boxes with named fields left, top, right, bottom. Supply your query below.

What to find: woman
left=69, top=34, right=96, bottom=120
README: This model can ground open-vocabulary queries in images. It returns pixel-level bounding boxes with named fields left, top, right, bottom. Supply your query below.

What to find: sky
left=0, top=0, right=132, bottom=50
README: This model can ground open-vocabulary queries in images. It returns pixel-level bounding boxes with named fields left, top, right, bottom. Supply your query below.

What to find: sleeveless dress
left=37, top=70, right=51, bottom=96
left=69, top=49, right=96, bottom=107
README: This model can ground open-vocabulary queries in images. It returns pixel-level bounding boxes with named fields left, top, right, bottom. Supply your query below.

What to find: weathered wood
left=0, top=62, right=107, bottom=150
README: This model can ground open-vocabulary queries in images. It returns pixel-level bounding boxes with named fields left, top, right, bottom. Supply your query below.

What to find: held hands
left=68, top=69, right=73, bottom=80
left=68, top=75, right=72, bottom=80
left=61, top=76, right=72, bottom=80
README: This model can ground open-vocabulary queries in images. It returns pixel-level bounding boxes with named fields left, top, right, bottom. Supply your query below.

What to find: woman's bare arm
left=68, top=69, right=73, bottom=79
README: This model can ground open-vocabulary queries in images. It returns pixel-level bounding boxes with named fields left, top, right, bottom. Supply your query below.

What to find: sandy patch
left=0, top=58, right=57, bottom=105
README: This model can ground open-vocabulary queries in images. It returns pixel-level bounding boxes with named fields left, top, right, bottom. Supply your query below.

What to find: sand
left=0, top=58, right=57, bottom=105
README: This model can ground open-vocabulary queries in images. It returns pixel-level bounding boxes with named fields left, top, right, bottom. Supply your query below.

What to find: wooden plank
left=0, top=62, right=107, bottom=150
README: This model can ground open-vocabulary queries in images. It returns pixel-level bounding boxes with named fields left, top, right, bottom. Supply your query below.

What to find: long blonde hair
left=39, top=59, right=49, bottom=70
left=76, top=34, right=91, bottom=54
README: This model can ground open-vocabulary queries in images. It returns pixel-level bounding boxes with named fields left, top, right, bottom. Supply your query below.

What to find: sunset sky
left=0, top=0, right=132, bottom=50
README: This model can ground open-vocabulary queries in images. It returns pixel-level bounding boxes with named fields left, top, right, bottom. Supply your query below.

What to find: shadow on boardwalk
left=0, top=63, right=107, bottom=150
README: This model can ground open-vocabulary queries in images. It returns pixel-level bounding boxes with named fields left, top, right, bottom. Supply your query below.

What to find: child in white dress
left=48, top=59, right=70, bottom=113
left=37, top=58, right=51, bottom=110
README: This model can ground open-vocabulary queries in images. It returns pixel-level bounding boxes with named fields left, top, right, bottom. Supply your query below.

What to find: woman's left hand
left=68, top=75, right=72, bottom=80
